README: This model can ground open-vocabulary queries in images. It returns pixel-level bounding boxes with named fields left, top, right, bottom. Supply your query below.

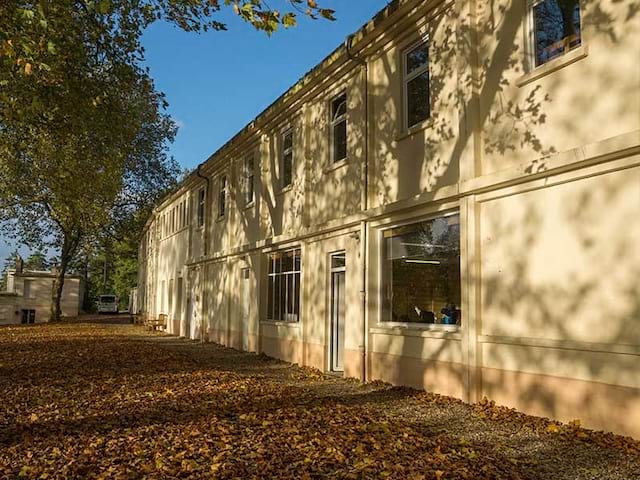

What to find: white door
left=330, top=252, right=346, bottom=372
left=242, top=268, right=251, bottom=351
left=186, top=269, right=200, bottom=339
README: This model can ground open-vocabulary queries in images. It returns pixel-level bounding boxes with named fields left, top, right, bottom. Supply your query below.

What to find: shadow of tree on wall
left=145, top=0, right=639, bottom=434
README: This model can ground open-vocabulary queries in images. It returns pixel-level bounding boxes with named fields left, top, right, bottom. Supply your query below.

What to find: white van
left=97, top=295, right=118, bottom=314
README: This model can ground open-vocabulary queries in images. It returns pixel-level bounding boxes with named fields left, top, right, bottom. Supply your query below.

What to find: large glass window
left=404, top=40, right=430, bottom=129
left=530, top=0, right=581, bottom=67
left=282, top=129, right=294, bottom=188
left=266, top=248, right=301, bottom=322
left=330, top=93, right=347, bottom=163
left=381, top=214, right=461, bottom=326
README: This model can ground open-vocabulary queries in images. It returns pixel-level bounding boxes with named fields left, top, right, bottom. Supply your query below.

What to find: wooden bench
left=144, top=313, right=167, bottom=332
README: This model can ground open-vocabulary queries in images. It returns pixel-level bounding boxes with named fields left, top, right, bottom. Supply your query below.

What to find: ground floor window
left=381, top=213, right=461, bottom=326
left=266, top=248, right=301, bottom=322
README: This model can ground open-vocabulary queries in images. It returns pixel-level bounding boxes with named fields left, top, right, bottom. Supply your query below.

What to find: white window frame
left=243, top=154, right=255, bottom=207
left=377, top=209, right=461, bottom=332
left=281, top=128, right=294, bottom=189
left=218, top=174, right=227, bottom=219
left=265, top=248, right=301, bottom=323
left=403, top=37, right=430, bottom=131
left=525, top=0, right=583, bottom=71
left=329, top=91, right=348, bottom=163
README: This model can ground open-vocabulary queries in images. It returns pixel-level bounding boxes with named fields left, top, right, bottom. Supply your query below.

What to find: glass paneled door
left=330, top=252, right=346, bottom=372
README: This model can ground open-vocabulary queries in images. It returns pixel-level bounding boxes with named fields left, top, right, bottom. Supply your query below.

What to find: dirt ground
left=0, top=322, right=638, bottom=479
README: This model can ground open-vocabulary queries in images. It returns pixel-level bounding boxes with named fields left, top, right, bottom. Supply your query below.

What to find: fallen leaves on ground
left=0, top=323, right=638, bottom=479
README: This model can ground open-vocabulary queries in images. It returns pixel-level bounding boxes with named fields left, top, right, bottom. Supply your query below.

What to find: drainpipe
left=345, top=34, right=369, bottom=383
left=195, top=165, right=210, bottom=343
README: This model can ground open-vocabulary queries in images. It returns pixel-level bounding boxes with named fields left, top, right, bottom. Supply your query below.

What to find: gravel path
left=0, top=322, right=638, bottom=479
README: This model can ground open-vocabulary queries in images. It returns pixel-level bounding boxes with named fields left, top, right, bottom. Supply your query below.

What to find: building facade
left=0, top=260, right=85, bottom=324
left=138, top=0, right=640, bottom=437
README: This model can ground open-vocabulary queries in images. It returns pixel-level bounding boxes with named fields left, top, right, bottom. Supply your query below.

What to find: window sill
left=371, top=324, right=461, bottom=340
left=395, top=117, right=433, bottom=142
left=516, top=45, right=588, bottom=88
left=276, top=184, right=293, bottom=196
left=261, top=320, right=300, bottom=328
left=324, top=158, right=348, bottom=174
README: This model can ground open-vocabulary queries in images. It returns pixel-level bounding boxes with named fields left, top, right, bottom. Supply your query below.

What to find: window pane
left=286, top=273, right=295, bottom=319
left=294, top=250, right=301, bottom=271
left=294, top=272, right=300, bottom=317
left=246, top=176, right=254, bottom=204
left=197, top=188, right=205, bottom=227
left=274, top=275, right=282, bottom=321
left=332, top=94, right=347, bottom=121
left=283, top=151, right=293, bottom=187
left=283, top=131, right=293, bottom=151
left=245, top=157, right=255, bottom=204
left=331, top=252, right=346, bottom=269
left=267, top=276, right=274, bottom=320
left=265, top=249, right=301, bottom=323
left=407, top=72, right=430, bottom=128
left=333, top=120, right=347, bottom=162
left=406, top=42, right=428, bottom=75
left=533, top=0, right=581, bottom=67
left=382, top=214, right=461, bottom=325
left=282, top=250, right=294, bottom=273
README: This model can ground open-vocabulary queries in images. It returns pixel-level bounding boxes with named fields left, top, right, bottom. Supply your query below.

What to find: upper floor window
left=197, top=187, right=205, bottom=228
left=218, top=175, right=227, bottom=218
left=529, top=0, right=581, bottom=68
left=243, top=154, right=255, bottom=206
left=404, top=40, right=430, bottom=130
left=330, top=92, right=347, bottom=163
left=282, top=129, right=294, bottom=188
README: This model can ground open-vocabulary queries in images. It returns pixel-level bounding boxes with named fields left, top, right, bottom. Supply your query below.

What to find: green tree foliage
left=23, top=250, right=49, bottom=271
left=0, top=1, right=333, bottom=321
left=0, top=249, right=19, bottom=291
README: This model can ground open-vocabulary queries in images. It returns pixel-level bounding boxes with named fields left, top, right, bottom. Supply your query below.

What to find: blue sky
left=0, top=1, right=389, bottom=262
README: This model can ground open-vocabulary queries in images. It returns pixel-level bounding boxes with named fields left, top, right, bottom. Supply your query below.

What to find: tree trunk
left=50, top=232, right=79, bottom=322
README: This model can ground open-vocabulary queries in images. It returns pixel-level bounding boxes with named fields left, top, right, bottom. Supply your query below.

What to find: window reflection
left=532, top=0, right=581, bottom=67
left=382, top=214, right=461, bottom=326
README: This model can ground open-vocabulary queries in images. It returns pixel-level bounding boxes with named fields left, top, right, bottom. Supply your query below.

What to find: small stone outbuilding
left=0, top=257, right=84, bottom=325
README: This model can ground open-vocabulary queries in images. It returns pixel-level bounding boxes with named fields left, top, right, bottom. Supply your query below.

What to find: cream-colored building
left=0, top=261, right=84, bottom=324
left=138, top=0, right=640, bottom=437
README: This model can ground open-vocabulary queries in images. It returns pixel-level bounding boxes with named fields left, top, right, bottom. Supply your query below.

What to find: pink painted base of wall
left=344, top=349, right=364, bottom=381
left=482, top=367, right=640, bottom=438
left=209, top=328, right=258, bottom=353
left=261, top=336, right=303, bottom=365
left=303, top=342, right=325, bottom=371
left=369, top=351, right=464, bottom=399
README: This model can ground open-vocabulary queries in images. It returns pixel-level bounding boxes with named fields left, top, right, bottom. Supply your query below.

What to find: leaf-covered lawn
left=0, top=323, right=638, bottom=479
